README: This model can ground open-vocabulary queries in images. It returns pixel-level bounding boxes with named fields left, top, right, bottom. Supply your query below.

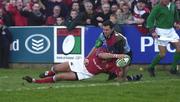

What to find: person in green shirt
left=146, top=0, right=180, bottom=76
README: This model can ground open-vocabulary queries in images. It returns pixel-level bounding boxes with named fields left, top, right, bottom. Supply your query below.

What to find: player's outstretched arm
left=97, top=53, right=126, bottom=60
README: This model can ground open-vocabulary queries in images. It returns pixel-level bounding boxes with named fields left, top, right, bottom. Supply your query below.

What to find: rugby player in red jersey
left=23, top=21, right=142, bottom=83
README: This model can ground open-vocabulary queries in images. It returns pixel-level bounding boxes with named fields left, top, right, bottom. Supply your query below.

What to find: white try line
left=0, top=78, right=179, bottom=92
left=0, top=76, right=8, bottom=79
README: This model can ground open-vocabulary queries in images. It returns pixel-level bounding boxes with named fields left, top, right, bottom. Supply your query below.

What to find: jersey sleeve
left=95, top=33, right=104, bottom=48
left=95, top=38, right=103, bottom=48
left=146, top=5, right=159, bottom=30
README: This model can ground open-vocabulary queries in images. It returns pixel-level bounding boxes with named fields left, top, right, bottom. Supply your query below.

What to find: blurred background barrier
left=9, top=25, right=180, bottom=64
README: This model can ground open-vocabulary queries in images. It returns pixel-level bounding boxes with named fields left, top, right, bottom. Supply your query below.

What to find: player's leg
left=39, top=62, right=71, bottom=78
left=126, top=74, right=143, bottom=81
left=108, top=51, right=132, bottom=80
left=54, top=72, right=78, bottom=81
left=148, top=45, right=167, bottom=77
left=23, top=72, right=78, bottom=83
left=107, top=66, right=125, bottom=81
left=0, top=47, right=3, bottom=68
left=170, top=40, right=180, bottom=74
left=112, top=66, right=143, bottom=81
left=2, top=46, right=10, bottom=68
left=118, top=65, right=129, bottom=81
left=122, top=51, right=132, bottom=79
left=123, top=66, right=143, bottom=81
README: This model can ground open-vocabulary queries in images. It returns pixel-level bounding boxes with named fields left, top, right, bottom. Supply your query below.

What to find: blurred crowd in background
left=0, top=0, right=179, bottom=33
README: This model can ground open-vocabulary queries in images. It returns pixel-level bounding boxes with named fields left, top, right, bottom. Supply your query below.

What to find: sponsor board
left=9, top=25, right=180, bottom=64
left=9, top=27, right=54, bottom=63
left=54, top=26, right=84, bottom=63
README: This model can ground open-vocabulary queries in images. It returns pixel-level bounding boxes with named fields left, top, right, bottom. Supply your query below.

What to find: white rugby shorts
left=68, top=60, right=94, bottom=80
left=155, top=28, right=180, bottom=46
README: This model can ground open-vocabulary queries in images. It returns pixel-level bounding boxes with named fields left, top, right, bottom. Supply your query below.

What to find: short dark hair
left=102, top=20, right=114, bottom=29
left=137, top=0, right=146, bottom=4
left=110, top=14, right=118, bottom=19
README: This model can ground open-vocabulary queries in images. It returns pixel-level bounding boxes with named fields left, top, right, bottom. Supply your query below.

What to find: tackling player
left=89, top=20, right=132, bottom=80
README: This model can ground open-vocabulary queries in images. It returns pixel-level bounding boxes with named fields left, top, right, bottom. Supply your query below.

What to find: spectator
left=65, top=10, right=82, bottom=31
left=175, top=0, right=180, bottom=10
left=54, top=16, right=65, bottom=26
left=132, top=0, right=150, bottom=35
left=116, top=3, right=134, bottom=24
left=71, top=1, right=81, bottom=13
left=0, top=7, right=14, bottom=26
left=95, top=0, right=110, bottom=13
left=20, top=3, right=45, bottom=26
left=149, top=0, right=158, bottom=8
left=95, top=3, right=112, bottom=27
left=64, top=0, right=86, bottom=7
left=40, top=0, right=68, bottom=17
left=28, top=0, right=45, bottom=10
left=117, top=0, right=126, bottom=9
left=131, top=0, right=152, bottom=11
left=46, top=5, right=61, bottom=25
left=175, top=0, right=180, bottom=26
left=7, top=0, right=28, bottom=26
left=95, top=0, right=117, bottom=8
left=0, top=19, right=13, bottom=68
left=81, top=1, right=97, bottom=26
left=63, top=0, right=73, bottom=7
left=109, top=14, right=122, bottom=33
left=111, top=3, right=119, bottom=14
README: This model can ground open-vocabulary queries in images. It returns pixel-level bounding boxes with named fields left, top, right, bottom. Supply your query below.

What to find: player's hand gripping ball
left=116, top=55, right=131, bottom=68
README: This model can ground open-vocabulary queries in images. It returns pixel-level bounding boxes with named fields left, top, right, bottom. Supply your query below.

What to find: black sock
left=126, top=74, right=143, bottom=81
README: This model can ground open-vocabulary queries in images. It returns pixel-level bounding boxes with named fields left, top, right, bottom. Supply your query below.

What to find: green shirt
left=147, top=3, right=179, bottom=30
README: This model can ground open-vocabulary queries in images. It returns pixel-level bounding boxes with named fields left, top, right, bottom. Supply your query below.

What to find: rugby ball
left=62, top=35, right=75, bottom=54
left=116, top=55, right=131, bottom=68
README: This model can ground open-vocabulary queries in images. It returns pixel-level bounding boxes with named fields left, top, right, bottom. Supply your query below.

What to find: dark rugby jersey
left=86, top=32, right=131, bottom=76
left=95, top=31, right=131, bottom=54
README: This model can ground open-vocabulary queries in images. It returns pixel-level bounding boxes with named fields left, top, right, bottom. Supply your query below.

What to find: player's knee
left=52, top=65, right=59, bottom=72
left=119, top=71, right=124, bottom=78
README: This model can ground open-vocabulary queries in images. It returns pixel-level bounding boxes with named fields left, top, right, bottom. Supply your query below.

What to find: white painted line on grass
left=0, top=78, right=179, bottom=92
left=0, top=76, right=9, bottom=79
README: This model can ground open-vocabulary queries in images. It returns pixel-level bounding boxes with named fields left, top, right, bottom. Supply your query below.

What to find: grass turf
left=0, top=65, right=180, bottom=102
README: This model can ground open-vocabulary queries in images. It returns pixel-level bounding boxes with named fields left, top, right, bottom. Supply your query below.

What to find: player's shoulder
left=98, top=33, right=106, bottom=40
left=114, top=32, right=126, bottom=40
left=151, top=4, right=161, bottom=11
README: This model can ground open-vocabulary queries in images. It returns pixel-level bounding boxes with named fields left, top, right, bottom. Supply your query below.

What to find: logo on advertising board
left=9, top=27, right=54, bottom=63
left=25, top=34, right=51, bottom=54
left=54, top=26, right=84, bottom=63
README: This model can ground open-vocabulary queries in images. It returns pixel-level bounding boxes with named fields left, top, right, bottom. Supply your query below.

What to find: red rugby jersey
left=86, top=48, right=121, bottom=77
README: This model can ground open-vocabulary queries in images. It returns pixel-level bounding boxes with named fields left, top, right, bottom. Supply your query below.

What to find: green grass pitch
left=0, top=65, right=180, bottom=102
